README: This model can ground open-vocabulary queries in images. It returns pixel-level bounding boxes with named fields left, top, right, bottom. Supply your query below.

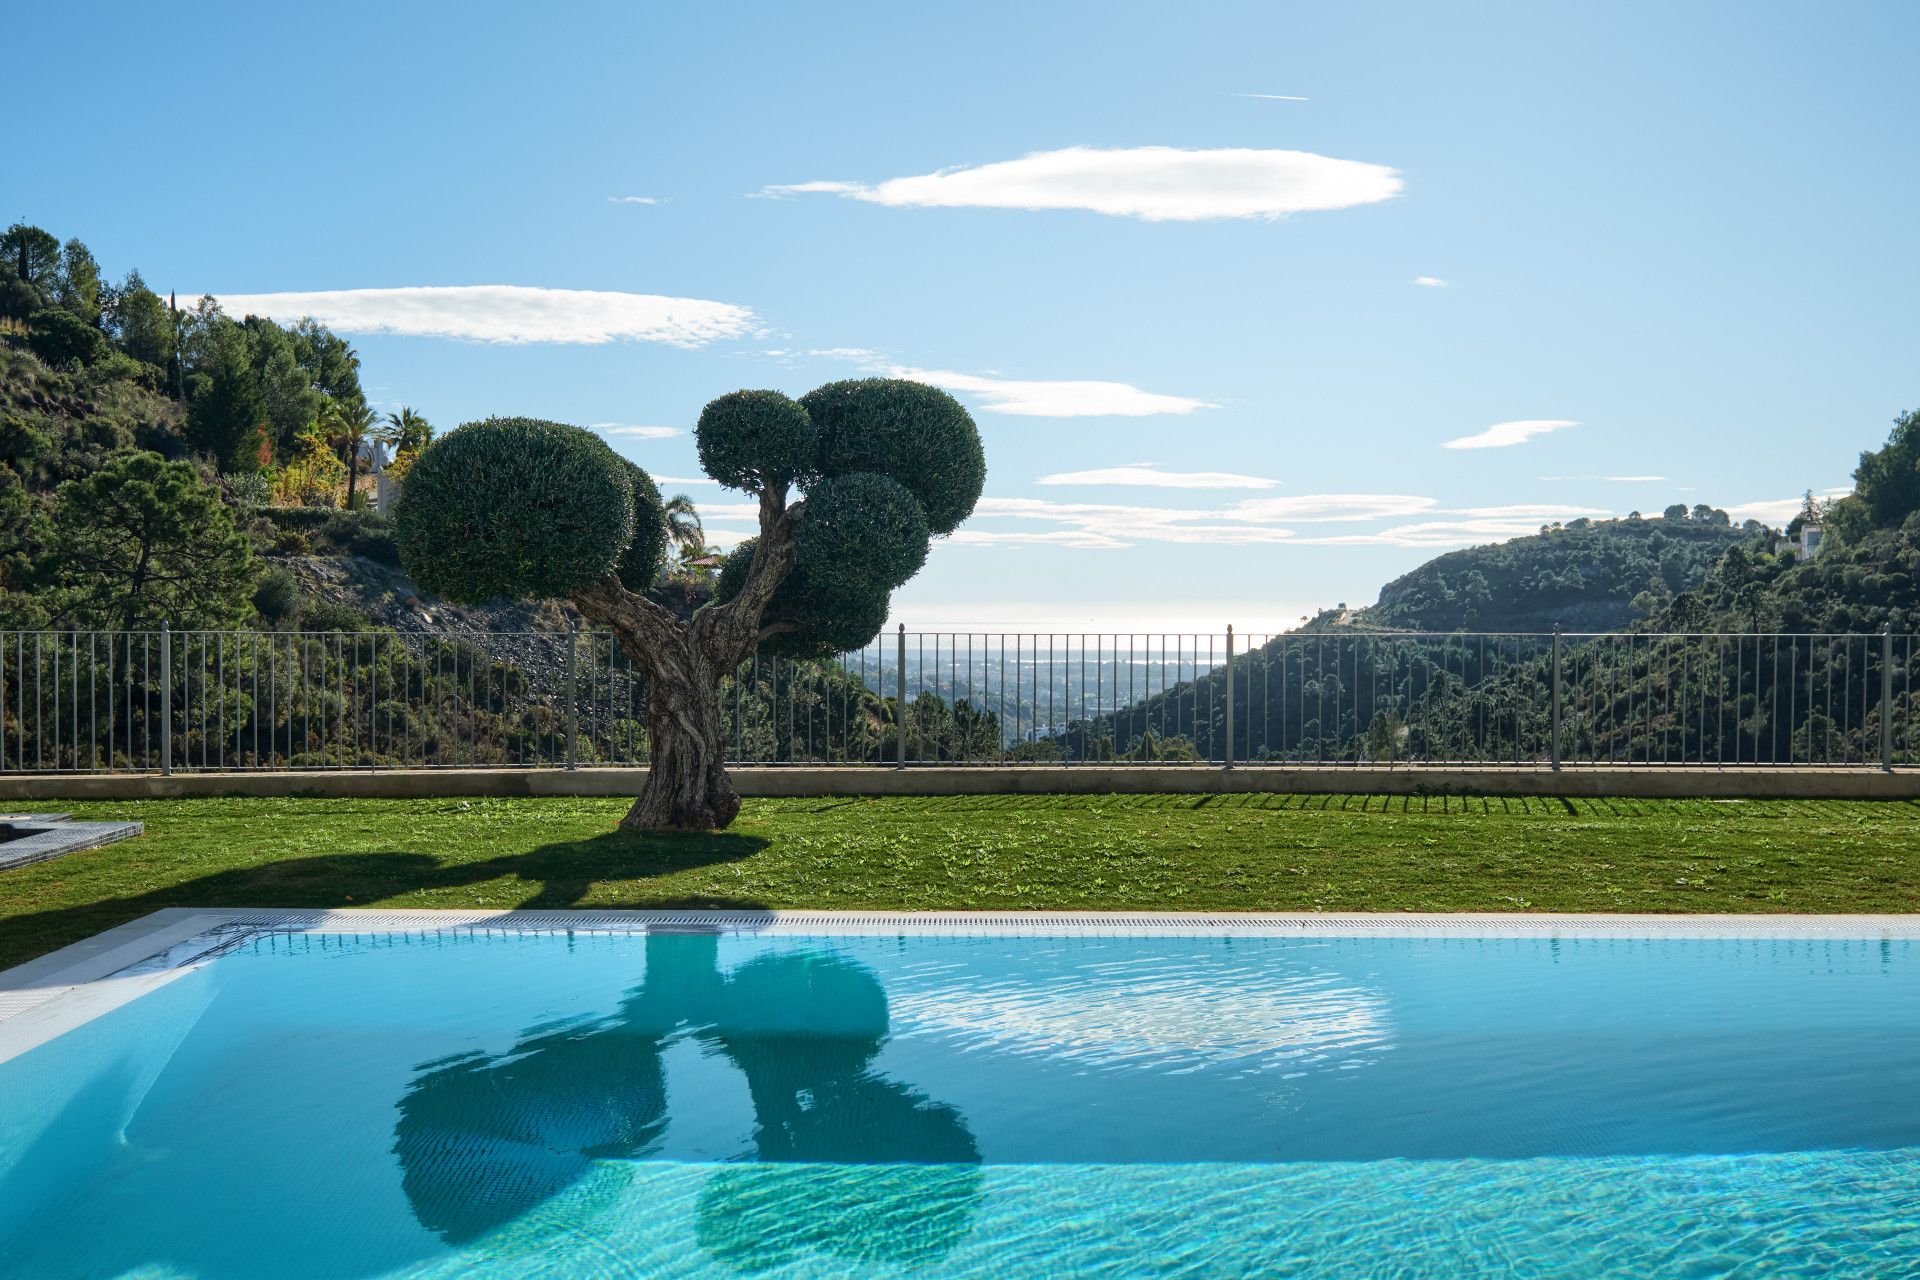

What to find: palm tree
left=664, top=493, right=705, bottom=561
left=322, top=398, right=381, bottom=509
left=379, top=406, right=434, bottom=455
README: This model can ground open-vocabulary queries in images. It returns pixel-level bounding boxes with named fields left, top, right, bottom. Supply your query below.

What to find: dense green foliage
left=4, top=793, right=1917, bottom=968
left=706, top=381, right=982, bottom=655
left=25, top=307, right=106, bottom=367
left=800, top=379, right=986, bottom=536
left=0, top=220, right=395, bottom=631
left=394, top=418, right=636, bottom=604
left=41, top=451, right=257, bottom=630
left=1627, top=411, right=1920, bottom=638
left=616, top=460, right=671, bottom=592
left=794, top=471, right=930, bottom=596
left=398, top=380, right=982, bottom=666
left=1359, top=508, right=1753, bottom=632
left=696, top=389, right=815, bottom=490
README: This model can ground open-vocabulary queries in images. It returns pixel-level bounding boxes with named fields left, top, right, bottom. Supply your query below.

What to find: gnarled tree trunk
left=624, top=645, right=738, bottom=831
left=569, top=486, right=799, bottom=832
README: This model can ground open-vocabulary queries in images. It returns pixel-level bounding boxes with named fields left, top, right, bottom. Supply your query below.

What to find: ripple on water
left=890, top=952, right=1393, bottom=1076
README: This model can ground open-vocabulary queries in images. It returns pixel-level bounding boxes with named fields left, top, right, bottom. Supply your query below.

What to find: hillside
left=1055, top=410, right=1916, bottom=766
left=1352, top=508, right=1758, bottom=633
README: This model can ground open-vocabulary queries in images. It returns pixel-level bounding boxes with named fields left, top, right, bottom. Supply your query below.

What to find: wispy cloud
left=971, top=497, right=1296, bottom=547
left=1233, top=92, right=1309, bottom=101
left=694, top=501, right=762, bottom=523
left=1451, top=503, right=1611, bottom=520
left=210, top=286, right=756, bottom=347
left=1036, top=465, right=1277, bottom=490
left=1413, top=276, right=1448, bottom=288
left=760, top=145, right=1401, bottom=222
left=1441, top=419, right=1578, bottom=450
left=807, top=347, right=886, bottom=362
left=1723, top=488, right=1850, bottom=526
left=951, top=494, right=1613, bottom=550
left=1224, top=494, right=1440, bottom=523
left=591, top=423, right=681, bottom=440
left=607, top=195, right=664, bottom=205
left=949, top=528, right=1131, bottom=550
left=794, top=347, right=1213, bottom=418
left=889, top=366, right=1214, bottom=417
left=1292, top=519, right=1580, bottom=547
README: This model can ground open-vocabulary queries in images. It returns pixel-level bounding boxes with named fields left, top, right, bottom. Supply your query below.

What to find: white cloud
left=607, top=195, right=663, bottom=205
left=1234, top=93, right=1309, bottom=101
left=807, top=347, right=886, bottom=362
left=1224, top=494, right=1439, bottom=523
left=1724, top=488, right=1850, bottom=526
left=1413, top=276, right=1448, bottom=288
left=1035, top=465, right=1277, bottom=490
left=951, top=493, right=1620, bottom=551
left=761, top=145, right=1401, bottom=222
left=1441, top=419, right=1578, bottom=450
left=1293, top=519, right=1568, bottom=547
left=210, top=285, right=756, bottom=347
left=648, top=474, right=721, bottom=487
left=889, top=366, right=1214, bottom=417
left=949, top=528, right=1130, bottom=550
left=1450, top=503, right=1612, bottom=520
left=1722, top=498, right=1802, bottom=526
left=796, top=348, right=1211, bottom=418
left=695, top=501, right=762, bottom=523
left=591, top=423, right=680, bottom=439
left=970, top=497, right=1294, bottom=546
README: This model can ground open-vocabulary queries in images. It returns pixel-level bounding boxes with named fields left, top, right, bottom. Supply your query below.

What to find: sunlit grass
left=2, top=793, right=1917, bottom=969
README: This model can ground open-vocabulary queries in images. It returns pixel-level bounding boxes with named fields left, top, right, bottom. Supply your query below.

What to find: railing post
left=895, top=623, right=908, bottom=770
left=160, top=620, right=173, bottom=777
left=565, top=619, right=578, bottom=770
left=1223, top=625, right=1235, bottom=770
left=1550, top=623, right=1563, bottom=771
left=1882, top=623, right=1894, bottom=772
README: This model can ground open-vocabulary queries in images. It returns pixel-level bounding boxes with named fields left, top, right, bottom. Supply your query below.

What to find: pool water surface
left=1, top=920, right=1916, bottom=1277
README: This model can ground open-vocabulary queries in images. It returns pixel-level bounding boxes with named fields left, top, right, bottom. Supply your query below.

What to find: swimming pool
left=2, top=910, right=1917, bottom=1277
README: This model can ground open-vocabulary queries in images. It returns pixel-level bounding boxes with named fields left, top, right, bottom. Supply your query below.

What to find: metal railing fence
left=3, top=625, right=1915, bottom=773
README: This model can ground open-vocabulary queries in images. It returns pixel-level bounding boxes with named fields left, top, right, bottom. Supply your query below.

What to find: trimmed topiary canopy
left=395, top=416, right=648, bottom=604
left=391, top=380, right=985, bottom=831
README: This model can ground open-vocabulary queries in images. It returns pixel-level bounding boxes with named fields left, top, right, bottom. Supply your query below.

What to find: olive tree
left=394, top=379, right=985, bottom=831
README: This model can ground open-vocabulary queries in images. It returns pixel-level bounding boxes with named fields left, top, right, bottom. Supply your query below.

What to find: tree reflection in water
left=393, top=933, right=981, bottom=1269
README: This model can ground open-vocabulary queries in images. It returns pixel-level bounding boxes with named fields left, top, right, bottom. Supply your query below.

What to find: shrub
left=616, top=460, right=669, bottom=591
left=252, top=566, right=302, bottom=621
left=301, top=600, right=372, bottom=633
left=696, top=390, right=814, bottom=490
left=26, top=308, right=106, bottom=368
left=395, top=417, right=635, bottom=603
left=801, top=379, right=985, bottom=535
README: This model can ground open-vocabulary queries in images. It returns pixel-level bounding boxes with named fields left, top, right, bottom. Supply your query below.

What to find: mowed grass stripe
left=0, top=794, right=1916, bottom=969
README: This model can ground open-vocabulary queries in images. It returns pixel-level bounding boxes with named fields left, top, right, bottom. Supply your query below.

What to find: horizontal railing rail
left=1, top=625, right=1914, bottom=774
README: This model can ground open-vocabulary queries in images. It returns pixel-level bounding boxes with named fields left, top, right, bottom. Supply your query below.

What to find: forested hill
left=1351, top=508, right=1759, bottom=633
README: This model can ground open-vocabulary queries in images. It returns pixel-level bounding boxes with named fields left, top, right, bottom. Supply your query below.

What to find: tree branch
left=693, top=481, right=801, bottom=667
left=570, top=574, right=687, bottom=662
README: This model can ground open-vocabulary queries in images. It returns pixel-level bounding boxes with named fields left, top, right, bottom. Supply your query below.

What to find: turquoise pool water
left=2, top=925, right=1917, bottom=1277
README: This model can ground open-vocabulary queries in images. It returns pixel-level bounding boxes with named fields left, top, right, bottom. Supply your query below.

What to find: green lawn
left=3, top=793, right=1918, bottom=969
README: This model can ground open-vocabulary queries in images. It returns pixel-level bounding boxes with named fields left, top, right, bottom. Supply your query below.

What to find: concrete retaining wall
left=4, top=765, right=1919, bottom=801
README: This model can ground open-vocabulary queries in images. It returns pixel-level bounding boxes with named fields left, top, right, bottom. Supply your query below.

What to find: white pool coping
left=5, top=907, right=1920, bottom=1065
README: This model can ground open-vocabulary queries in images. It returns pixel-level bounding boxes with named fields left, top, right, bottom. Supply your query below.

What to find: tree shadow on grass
left=0, top=830, right=770, bottom=972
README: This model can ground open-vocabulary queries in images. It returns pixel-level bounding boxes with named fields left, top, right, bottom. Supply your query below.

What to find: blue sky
left=11, top=0, right=1918, bottom=629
